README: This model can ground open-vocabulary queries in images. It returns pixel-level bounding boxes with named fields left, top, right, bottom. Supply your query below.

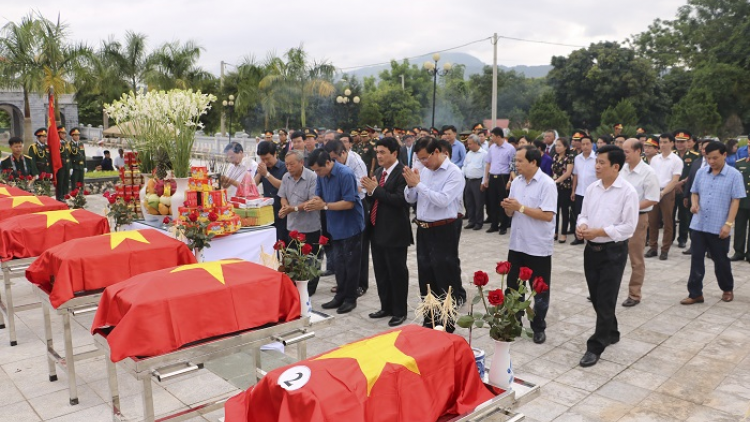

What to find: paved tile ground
left=1, top=198, right=749, bottom=421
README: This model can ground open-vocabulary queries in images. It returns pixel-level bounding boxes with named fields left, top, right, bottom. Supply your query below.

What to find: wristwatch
left=324, top=203, right=329, bottom=211
left=519, top=205, right=525, bottom=214
left=294, top=206, right=299, bottom=212
left=725, top=221, right=735, bottom=227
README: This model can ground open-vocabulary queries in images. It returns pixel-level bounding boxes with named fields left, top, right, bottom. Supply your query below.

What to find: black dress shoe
left=659, top=252, right=668, bottom=261
left=682, top=247, right=692, bottom=255
left=321, top=270, right=334, bottom=277
left=730, top=253, right=745, bottom=261
left=533, top=331, right=546, bottom=344
left=321, top=299, right=342, bottom=309
left=499, top=228, right=507, bottom=235
left=369, top=310, right=391, bottom=319
left=473, top=225, right=482, bottom=231
left=621, top=297, right=640, bottom=307
left=464, top=223, right=475, bottom=229
left=644, top=249, right=658, bottom=258
left=571, top=238, right=584, bottom=245
left=357, top=287, right=367, bottom=297
left=677, top=241, right=686, bottom=248
left=337, top=302, right=357, bottom=314
left=579, top=351, right=599, bottom=367
left=486, top=227, right=499, bottom=233
left=388, top=316, right=406, bottom=327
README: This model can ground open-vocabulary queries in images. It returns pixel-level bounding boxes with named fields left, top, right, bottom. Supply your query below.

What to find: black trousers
left=734, top=208, right=750, bottom=256
left=359, top=200, right=371, bottom=291
left=556, top=187, right=572, bottom=235
left=55, top=166, right=70, bottom=200
left=672, top=193, right=691, bottom=244
left=371, top=243, right=409, bottom=317
left=487, top=174, right=510, bottom=230
left=416, top=223, right=462, bottom=327
left=301, top=230, right=321, bottom=295
left=321, top=212, right=335, bottom=272
left=506, top=250, right=551, bottom=333
left=583, top=240, right=628, bottom=355
left=464, top=178, right=484, bottom=226
left=688, top=229, right=733, bottom=298
left=332, top=233, right=362, bottom=303
left=570, top=194, right=584, bottom=233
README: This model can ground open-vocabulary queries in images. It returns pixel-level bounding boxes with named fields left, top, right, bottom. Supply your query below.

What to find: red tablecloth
left=0, top=195, right=67, bottom=222
left=92, top=260, right=301, bottom=362
left=0, top=184, right=33, bottom=197
left=26, top=229, right=196, bottom=308
left=224, top=326, right=494, bottom=422
left=0, top=209, right=111, bottom=261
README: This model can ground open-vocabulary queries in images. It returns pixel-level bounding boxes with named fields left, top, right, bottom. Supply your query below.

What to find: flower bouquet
left=167, top=210, right=218, bottom=255
left=34, top=172, right=53, bottom=196
left=104, top=191, right=137, bottom=232
left=0, top=170, right=35, bottom=193
left=274, top=230, right=328, bottom=317
left=65, top=183, right=90, bottom=209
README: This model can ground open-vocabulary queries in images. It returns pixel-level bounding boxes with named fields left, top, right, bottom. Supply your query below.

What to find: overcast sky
left=4, top=1, right=686, bottom=75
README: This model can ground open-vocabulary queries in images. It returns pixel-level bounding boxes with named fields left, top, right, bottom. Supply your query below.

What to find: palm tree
left=73, top=37, right=130, bottom=125
left=0, top=14, right=42, bottom=143
left=144, top=40, right=211, bottom=90
left=259, top=45, right=335, bottom=127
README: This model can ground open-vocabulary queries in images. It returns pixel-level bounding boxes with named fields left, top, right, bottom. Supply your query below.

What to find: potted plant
left=457, top=262, right=549, bottom=390
left=104, top=191, right=137, bottom=232
left=274, top=231, right=327, bottom=317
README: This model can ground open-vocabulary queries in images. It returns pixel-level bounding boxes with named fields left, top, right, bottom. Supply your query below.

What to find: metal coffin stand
left=441, top=376, right=541, bottom=422
left=31, top=284, right=104, bottom=405
left=0, top=257, right=38, bottom=346
left=94, top=310, right=334, bottom=422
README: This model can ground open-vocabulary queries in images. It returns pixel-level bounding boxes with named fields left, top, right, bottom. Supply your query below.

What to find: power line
left=496, top=35, right=585, bottom=49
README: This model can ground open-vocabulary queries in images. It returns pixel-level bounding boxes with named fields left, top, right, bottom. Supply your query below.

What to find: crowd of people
left=217, top=123, right=745, bottom=368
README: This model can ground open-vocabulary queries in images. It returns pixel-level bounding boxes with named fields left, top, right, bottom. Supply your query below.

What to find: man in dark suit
left=399, top=134, right=416, bottom=168
left=361, top=137, right=413, bottom=326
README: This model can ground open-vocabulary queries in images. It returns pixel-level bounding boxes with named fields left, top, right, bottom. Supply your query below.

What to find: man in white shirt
left=576, top=145, right=639, bottom=367
left=463, top=135, right=487, bottom=230
left=570, top=135, right=597, bottom=245
left=621, top=139, right=661, bottom=307
left=501, top=145, right=557, bottom=344
left=113, top=148, right=125, bottom=170
left=646, top=133, right=684, bottom=260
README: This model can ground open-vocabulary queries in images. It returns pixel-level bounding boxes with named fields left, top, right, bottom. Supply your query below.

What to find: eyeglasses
left=417, top=153, right=433, bottom=163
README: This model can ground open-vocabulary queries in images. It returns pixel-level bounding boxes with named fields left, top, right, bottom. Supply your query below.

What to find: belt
left=415, top=218, right=457, bottom=229
left=586, top=240, right=627, bottom=252
left=466, top=177, right=482, bottom=180
left=490, top=174, right=509, bottom=179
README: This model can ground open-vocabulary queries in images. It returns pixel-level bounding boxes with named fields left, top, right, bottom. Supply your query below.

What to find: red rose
left=318, top=235, right=329, bottom=246
left=162, top=217, right=171, bottom=224
left=188, top=212, right=198, bottom=222
left=40, top=172, right=46, bottom=179
left=76, top=182, right=82, bottom=188
left=495, top=261, right=511, bottom=275
left=8, top=174, right=13, bottom=180
left=71, top=189, right=79, bottom=196
left=107, top=196, right=116, bottom=204
left=208, top=212, right=218, bottom=222
left=473, top=271, right=489, bottom=286
left=533, top=276, right=549, bottom=294
left=289, top=230, right=300, bottom=240
left=298, top=233, right=306, bottom=242
left=273, top=240, right=286, bottom=250
left=301, top=243, right=313, bottom=255
left=518, top=267, right=533, bottom=281
left=83, top=190, right=90, bottom=195
left=64, top=194, right=71, bottom=199
left=487, top=289, right=505, bottom=306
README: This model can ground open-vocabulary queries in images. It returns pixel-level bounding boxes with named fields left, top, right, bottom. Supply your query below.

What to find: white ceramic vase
left=169, top=177, right=190, bottom=222
left=488, top=340, right=514, bottom=390
left=294, top=280, right=312, bottom=317
left=194, top=248, right=204, bottom=263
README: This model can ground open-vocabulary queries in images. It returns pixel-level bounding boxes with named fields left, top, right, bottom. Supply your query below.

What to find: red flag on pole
left=47, top=89, right=63, bottom=185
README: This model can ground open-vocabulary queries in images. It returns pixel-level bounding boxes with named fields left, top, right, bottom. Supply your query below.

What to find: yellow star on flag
left=33, top=209, right=80, bottom=228
left=315, top=330, right=420, bottom=395
left=0, top=187, right=13, bottom=197
left=11, top=196, right=43, bottom=208
left=170, top=259, right=244, bottom=285
left=105, top=230, right=150, bottom=250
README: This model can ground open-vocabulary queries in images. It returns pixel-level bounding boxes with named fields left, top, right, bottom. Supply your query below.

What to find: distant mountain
left=346, top=52, right=552, bottom=81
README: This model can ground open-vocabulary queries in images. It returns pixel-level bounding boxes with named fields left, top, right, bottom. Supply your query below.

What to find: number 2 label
left=277, top=366, right=311, bottom=391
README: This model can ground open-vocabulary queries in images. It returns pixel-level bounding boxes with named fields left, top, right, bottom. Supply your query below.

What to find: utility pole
left=491, top=33, right=498, bottom=129
left=220, top=61, right=226, bottom=137
left=400, top=74, right=405, bottom=90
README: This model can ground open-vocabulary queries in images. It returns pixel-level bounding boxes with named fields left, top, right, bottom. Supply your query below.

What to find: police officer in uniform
left=732, top=156, right=750, bottom=261
left=29, top=128, right=52, bottom=176
left=56, top=126, right=72, bottom=200
left=1, top=137, right=37, bottom=179
left=672, top=130, right=699, bottom=248
left=69, top=128, right=86, bottom=191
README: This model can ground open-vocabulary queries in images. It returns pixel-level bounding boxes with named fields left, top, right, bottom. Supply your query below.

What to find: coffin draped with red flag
left=91, top=260, right=301, bottom=362
left=0, top=195, right=68, bottom=222
left=224, top=325, right=495, bottom=422
left=0, top=184, right=33, bottom=197
left=0, top=208, right=110, bottom=261
left=26, top=229, right=196, bottom=308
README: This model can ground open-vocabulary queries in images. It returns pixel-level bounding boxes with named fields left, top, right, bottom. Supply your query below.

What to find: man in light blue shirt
left=463, top=135, right=487, bottom=230
left=442, top=125, right=466, bottom=168
left=501, top=146, right=557, bottom=344
left=683, top=141, right=745, bottom=305
left=404, top=137, right=465, bottom=331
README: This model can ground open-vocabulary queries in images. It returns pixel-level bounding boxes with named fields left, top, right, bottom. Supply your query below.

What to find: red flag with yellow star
left=0, top=184, right=33, bottom=198
left=26, top=229, right=196, bottom=308
left=91, top=260, right=301, bottom=362
left=0, top=195, right=68, bottom=222
left=224, top=325, right=495, bottom=422
left=0, top=209, right=110, bottom=261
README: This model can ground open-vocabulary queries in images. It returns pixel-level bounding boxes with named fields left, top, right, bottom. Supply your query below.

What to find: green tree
left=74, top=38, right=130, bottom=125
left=144, top=40, right=210, bottom=90
left=104, top=31, right=149, bottom=92
left=600, top=99, right=639, bottom=128
left=669, top=87, right=722, bottom=136
left=528, top=92, right=571, bottom=134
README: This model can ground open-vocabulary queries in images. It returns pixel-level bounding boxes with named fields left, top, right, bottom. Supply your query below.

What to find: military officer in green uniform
left=2, top=136, right=38, bottom=179
left=359, top=126, right=378, bottom=177
left=671, top=130, right=699, bottom=248
left=68, top=128, right=86, bottom=191
left=29, top=128, right=52, bottom=175
left=55, top=126, right=71, bottom=200
left=733, top=156, right=750, bottom=262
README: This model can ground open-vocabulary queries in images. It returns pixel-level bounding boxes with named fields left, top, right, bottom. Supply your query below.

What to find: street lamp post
left=423, top=53, right=452, bottom=129
left=335, top=88, right=360, bottom=130
left=222, top=95, right=235, bottom=143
